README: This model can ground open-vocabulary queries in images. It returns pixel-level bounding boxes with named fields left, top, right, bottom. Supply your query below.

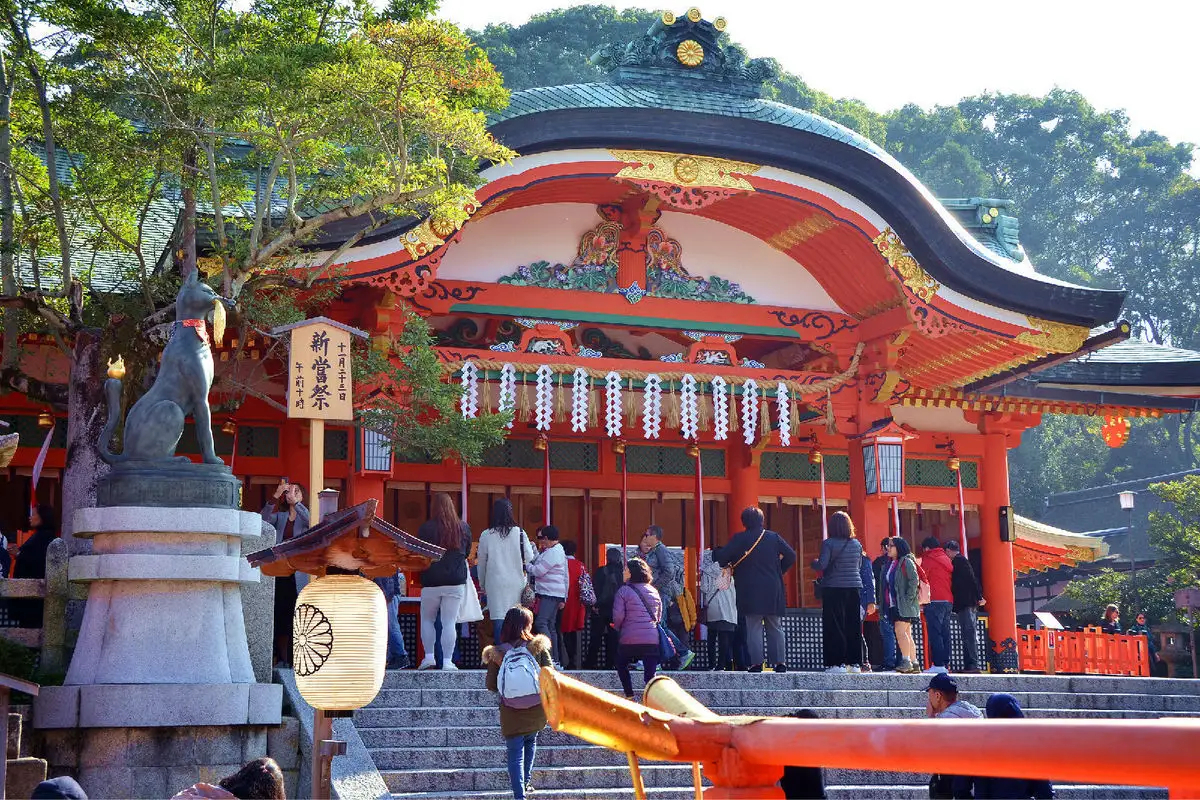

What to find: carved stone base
left=96, top=462, right=241, bottom=509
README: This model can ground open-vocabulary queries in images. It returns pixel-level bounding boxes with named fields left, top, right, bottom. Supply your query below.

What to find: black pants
left=863, top=619, right=882, bottom=669
left=615, top=643, right=659, bottom=697
left=706, top=628, right=736, bottom=670
left=562, top=631, right=582, bottom=670
left=584, top=612, right=616, bottom=668
left=733, top=615, right=751, bottom=670
left=821, top=587, right=863, bottom=667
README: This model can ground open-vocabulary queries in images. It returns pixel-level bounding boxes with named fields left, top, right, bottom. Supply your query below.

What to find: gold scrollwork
left=874, top=228, right=939, bottom=303
left=609, top=149, right=760, bottom=190
left=1015, top=316, right=1089, bottom=354
left=401, top=220, right=446, bottom=261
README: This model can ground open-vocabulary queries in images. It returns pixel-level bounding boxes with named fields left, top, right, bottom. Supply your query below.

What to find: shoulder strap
left=730, top=530, right=767, bottom=570
left=630, top=585, right=660, bottom=623
left=827, top=538, right=852, bottom=571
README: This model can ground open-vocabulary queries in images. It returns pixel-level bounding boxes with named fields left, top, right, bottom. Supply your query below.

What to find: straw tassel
left=518, top=381, right=532, bottom=422
left=729, top=384, right=739, bottom=432
left=625, top=378, right=639, bottom=424
left=825, top=388, right=836, bottom=435
left=555, top=373, right=566, bottom=424
left=482, top=379, right=493, bottom=414
left=698, top=388, right=710, bottom=432
left=666, top=381, right=681, bottom=431
left=760, top=399, right=771, bottom=443
left=588, top=381, right=600, bottom=429
left=790, top=394, right=801, bottom=433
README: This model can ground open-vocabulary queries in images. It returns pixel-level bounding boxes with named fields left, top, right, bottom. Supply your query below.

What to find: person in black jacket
left=714, top=507, right=796, bottom=673
left=415, top=492, right=472, bottom=670
left=872, top=537, right=898, bottom=671
left=779, top=709, right=826, bottom=799
left=944, top=540, right=985, bottom=673
left=12, top=505, right=58, bottom=627
left=949, top=694, right=1055, bottom=799
left=584, top=547, right=623, bottom=669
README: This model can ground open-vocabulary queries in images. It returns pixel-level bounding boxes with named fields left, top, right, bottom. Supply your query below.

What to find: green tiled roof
left=491, top=82, right=889, bottom=160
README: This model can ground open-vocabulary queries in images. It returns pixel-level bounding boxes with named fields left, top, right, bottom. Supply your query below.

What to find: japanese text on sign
left=285, top=321, right=354, bottom=420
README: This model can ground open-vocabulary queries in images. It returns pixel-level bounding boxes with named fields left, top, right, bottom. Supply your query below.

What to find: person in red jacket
left=919, top=537, right=955, bottom=672
left=559, top=540, right=588, bottom=669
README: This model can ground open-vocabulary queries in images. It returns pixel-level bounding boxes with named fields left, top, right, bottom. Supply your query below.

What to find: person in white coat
left=476, top=498, right=536, bottom=643
left=526, top=525, right=568, bottom=665
left=700, top=547, right=738, bottom=671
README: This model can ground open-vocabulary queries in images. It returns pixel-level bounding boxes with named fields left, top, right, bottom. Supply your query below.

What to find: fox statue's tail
left=98, top=377, right=126, bottom=465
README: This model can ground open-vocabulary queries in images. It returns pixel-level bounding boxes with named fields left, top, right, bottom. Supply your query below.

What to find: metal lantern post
left=1119, top=490, right=1138, bottom=613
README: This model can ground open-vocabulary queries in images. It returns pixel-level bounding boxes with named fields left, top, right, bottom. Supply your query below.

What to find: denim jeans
left=504, top=732, right=537, bottom=798
left=879, top=607, right=898, bottom=669
left=955, top=606, right=980, bottom=671
left=533, top=595, right=563, bottom=663
left=925, top=601, right=952, bottom=668
left=386, top=596, right=407, bottom=663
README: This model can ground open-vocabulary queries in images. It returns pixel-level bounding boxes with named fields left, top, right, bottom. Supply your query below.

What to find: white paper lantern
left=294, top=575, right=387, bottom=711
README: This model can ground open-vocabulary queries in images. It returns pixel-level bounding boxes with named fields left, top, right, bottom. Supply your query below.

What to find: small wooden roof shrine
left=246, top=499, right=443, bottom=579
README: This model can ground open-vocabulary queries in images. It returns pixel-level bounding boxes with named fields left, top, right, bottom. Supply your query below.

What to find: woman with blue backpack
left=483, top=606, right=553, bottom=800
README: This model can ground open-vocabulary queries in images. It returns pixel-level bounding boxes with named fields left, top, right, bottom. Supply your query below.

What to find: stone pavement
left=357, top=670, right=1199, bottom=799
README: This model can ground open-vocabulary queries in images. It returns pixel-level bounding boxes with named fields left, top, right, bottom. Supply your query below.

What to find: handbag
left=916, top=559, right=932, bottom=606
left=513, top=527, right=537, bottom=608
left=578, top=570, right=597, bottom=607
left=814, top=538, right=852, bottom=602
left=631, top=585, right=677, bottom=663
left=458, top=576, right=484, bottom=623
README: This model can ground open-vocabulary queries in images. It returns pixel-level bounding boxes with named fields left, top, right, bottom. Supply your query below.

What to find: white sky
left=439, top=0, right=1200, bottom=164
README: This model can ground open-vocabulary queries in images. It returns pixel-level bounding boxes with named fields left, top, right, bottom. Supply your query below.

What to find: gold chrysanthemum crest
left=676, top=39, right=704, bottom=67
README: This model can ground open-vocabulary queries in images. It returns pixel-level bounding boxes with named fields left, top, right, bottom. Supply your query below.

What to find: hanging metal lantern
left=947, top=456, right=961, bottom=472
left=37, top=411, right=54, bottom=430
left=856, top=419, right=915, bottom=497
left=808, top=446, right=823, bottom=465
left=220, top=419, right=237, bottom=436
left=533, top=433, right=548, bottom=452
left=293, top=575, right=387, bottom=712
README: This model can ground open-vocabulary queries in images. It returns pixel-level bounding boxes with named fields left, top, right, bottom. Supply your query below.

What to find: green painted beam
left=448, top=304, right=800, bottom=338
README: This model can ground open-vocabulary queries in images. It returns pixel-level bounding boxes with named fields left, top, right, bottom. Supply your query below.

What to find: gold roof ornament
left=676, top=39, right=704, bottom=67
left=686, top=7, right=702, bottom=22
left=661, top=10, right=676, bottom=24
left=713, top=16, right=727, bottom=31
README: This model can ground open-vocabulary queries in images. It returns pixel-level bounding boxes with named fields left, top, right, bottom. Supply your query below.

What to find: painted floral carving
left=497, top=217, right=756, bottom=304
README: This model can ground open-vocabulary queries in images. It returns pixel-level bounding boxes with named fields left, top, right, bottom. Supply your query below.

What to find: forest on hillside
left=468, top=5, right=1200, bottom=518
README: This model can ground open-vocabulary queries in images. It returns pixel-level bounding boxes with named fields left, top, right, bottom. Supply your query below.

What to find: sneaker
left=441, top=662, right=460, bottom=671
left=825, top=666, right=848, bottom=673
left=416, top=657, right=437, bottom=671
left=896, top=660, right=919, bottom=674
left=923, top=666, right=948, bottom=675
left=962, top=667, right=983, bottom=674
left=774, top=663, right=788, bottom=674
left=847, top=665, right=862, bottom=674
left=678, top=650, right=696, bottom=671
left=526, top=781, right=535, bottom=795
left=747, top=664, right=764, bottom=673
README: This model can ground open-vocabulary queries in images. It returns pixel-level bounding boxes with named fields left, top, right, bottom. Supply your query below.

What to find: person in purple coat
left=611, top=557, right=662, bottom=700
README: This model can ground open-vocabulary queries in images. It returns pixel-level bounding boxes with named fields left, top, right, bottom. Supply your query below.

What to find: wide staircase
left=357, top=669, right=1200, bottom=799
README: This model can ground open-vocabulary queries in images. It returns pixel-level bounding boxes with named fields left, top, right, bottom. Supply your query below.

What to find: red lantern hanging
left=1100, top=415, right=1130, bottom=448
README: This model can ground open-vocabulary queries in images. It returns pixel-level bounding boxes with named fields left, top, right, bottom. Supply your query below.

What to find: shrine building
left=5, top=9, right=1200, bottom=669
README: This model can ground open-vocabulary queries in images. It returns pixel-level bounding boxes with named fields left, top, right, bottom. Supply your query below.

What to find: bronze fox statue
left=99, top=267, right=230, bottom=465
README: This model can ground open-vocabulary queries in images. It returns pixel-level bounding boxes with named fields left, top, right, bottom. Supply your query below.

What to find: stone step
left=369, top=686, right=1200, bottom=712
left=380, top=668, right=1200, bottom=697
left=354, top=704, right=1200, bottom=730
left=389, top=784, right=1167, bottom=800
left=384, top=763, right=692, bottom=794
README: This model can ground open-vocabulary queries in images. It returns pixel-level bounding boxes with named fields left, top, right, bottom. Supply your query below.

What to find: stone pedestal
left=33, top=506, right=282, bottom=798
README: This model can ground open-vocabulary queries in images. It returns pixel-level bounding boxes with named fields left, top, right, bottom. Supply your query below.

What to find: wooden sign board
left=275, top=317, right=367, bottom=422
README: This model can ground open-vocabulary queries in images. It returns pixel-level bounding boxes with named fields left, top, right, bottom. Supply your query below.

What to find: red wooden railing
left=1017, top=626, right=1150, bottom=677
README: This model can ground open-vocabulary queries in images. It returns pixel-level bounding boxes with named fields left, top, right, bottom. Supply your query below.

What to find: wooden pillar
left=980, top=427, right=1018, bottom=671
left=726, top=441, right=759, bottom=534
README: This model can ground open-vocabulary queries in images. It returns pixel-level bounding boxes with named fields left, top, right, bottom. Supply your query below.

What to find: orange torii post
left=540, top=670, right=1200, bottom=799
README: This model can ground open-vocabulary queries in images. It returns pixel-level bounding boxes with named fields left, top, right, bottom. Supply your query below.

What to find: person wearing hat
left=925, top=673, right=981, bottom=719
left=32, top=777, right=88, bottom=799
left=944, top=540, right=985, bottom=674
left=926, top=674, right=981, bottom=799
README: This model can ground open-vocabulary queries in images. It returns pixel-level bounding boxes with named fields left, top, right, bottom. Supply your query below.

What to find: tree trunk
left=60, top=329, right=107, bottom=555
